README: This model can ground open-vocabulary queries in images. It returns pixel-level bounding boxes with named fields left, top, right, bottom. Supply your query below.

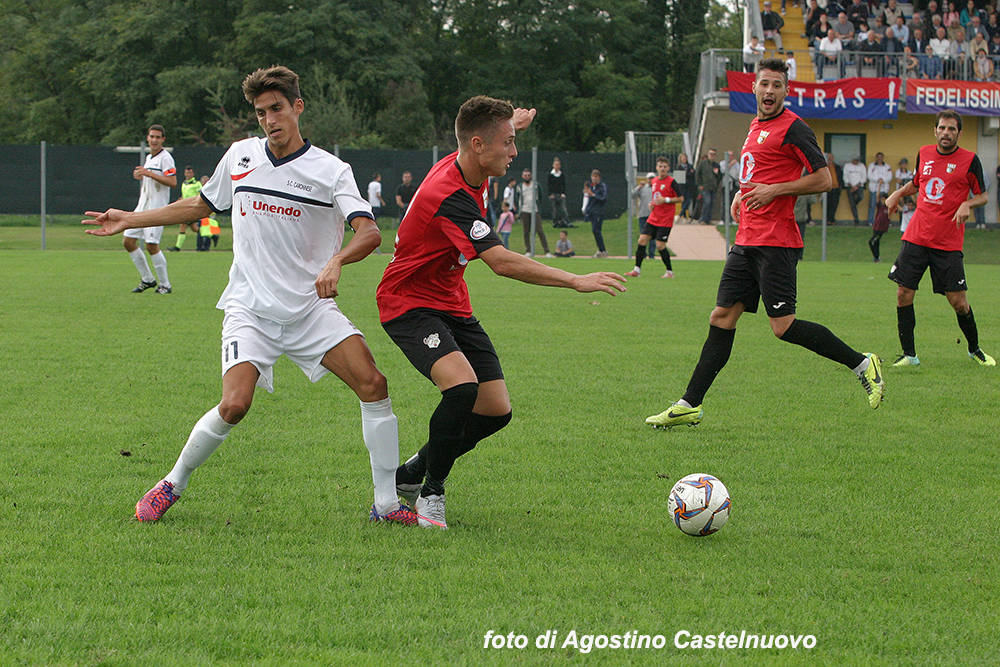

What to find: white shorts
left=220, top=301, right=362, bottom=393
left=124, top=226, right=165, bottom=244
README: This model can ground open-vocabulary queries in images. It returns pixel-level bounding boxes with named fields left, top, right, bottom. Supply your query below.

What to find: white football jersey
left=200, top=138, right=373, bottom=324
left=136, top=149, right=176, bottom=212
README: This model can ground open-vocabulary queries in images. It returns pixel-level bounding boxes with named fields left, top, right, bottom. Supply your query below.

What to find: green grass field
left=2, top=236, right=999, bottom=663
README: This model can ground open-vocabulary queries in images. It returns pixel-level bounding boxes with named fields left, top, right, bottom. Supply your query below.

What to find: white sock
left=852, top=356, right=871, bottom=377
left=150, top=251, right=170, bottom=288
left=676, top=399, right=693, bottom=408
left=129, top=249, right=155, bottom=283
left=633, top=266, right=641, bottom=273
left=166, top=405, right=234, bottom=495
left=360, top=397, right=400, bottom=514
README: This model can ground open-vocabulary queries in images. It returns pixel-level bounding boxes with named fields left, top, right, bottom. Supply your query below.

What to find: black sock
left=897, top=304, right=916, bottom=357
left=779, top=318, right=865, bottom=369
left=635, top=244, right=646, bottom=267
left=422, top=382, right=478, bottom=497
left=396, top=443, right=429, bottom=485
left=659, top=247, right=672, bottom=271
left=397, top=412, right=513, bottom=484
left=682, top=325, right=736, bottom=406
left=956, top=307, right=979, bottom=353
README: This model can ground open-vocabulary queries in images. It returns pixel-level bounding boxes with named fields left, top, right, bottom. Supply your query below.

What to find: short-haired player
left=84, top=65, right=421, bottom=525
left=645, top=58, right=885, bottom=429
left=377, top=95, right=625, bottom=528
left=885, top=110, right=994, bottom=367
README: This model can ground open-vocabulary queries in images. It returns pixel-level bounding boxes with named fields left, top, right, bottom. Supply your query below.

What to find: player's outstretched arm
left=479, top=246, right=626, bottom=296
left=314, top=216, right=381, bottom=299
left=82, top=196, right=211, bottom=236
left=953, top=191, right=989, bottom=226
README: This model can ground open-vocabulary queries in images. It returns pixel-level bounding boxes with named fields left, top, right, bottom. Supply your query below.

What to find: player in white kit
left=83, top=66, right=422, bottom=526
left=125, top=124, right=177, bottom=294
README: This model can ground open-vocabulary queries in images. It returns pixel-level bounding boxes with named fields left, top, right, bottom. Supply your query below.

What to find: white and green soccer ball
left=668, top=473, right=731, bottom=536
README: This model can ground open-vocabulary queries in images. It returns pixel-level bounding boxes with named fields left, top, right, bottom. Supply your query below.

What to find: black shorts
left=888, top=240, right=967, bottom=294
left=381, top=308, right=504, bottom=382
left=640, top=222, right=673, bottom=243
left=716, top=245, right=798, bottom=317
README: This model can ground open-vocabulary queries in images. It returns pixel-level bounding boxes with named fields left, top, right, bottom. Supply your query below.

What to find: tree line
left=0, top=0, right=739, bottom=150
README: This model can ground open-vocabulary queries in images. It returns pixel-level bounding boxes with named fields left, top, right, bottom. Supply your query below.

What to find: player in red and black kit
left=625, top=156, right=681, bottom=278
left=885, top=110, right=994, bottom=367
left=377, top=96, right=625, bottom=528
left=645, top=58, right=885, bottom=429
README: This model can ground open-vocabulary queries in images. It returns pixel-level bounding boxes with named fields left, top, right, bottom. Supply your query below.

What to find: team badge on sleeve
left=470, top=220, right=490, bottom=240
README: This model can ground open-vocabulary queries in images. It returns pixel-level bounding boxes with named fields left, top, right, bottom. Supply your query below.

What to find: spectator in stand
left=892, top=16, right=910, bottom=45
left=676, top=153, right=697, bottom=223
left=696, top=149, right=721, bottom=225
left=811, top=14, right=833, bottom=49
left=910, top=28, right=930, bottom=71
left=826, top=153, right=844, bottom=225
left=909, top=11, right=928, bottom=40
left=926, top=0, right=943, bottom=23
left=883, top=0, right=903, bottom=27
left=843, top=156, right=867, bottom=225
left=805, top=0, right=824, bottom=37
left=904, top=45, right=922, bottom=76
left=967, top=14, right=989, bottom=42
left=970, top=30, right=991, bottom=65
left=883, top=28, right=903, bottom=74
left=974, top=47, right=994, bottom=79
left=948, top=27, right=970, bottom=78
left=785, top=50, right=798, bottom=79
left=547, top=156, right=570, bottom=228
left=834, top=11, right=856, bottom=43
left=743, top=35, right=766, bottom=72
left=762, top=1, right=785, bottom=52
left=871, top=15, right=888, bottom=39
left=818, top=29, right=844, bottom=80
left=961, top=0, right=987, bottom=27
left=944, top=1, right=961, bottom=31
left=847, top=0, right=869, bottom=32
left=860, top=30, right=885, bottom=74
left=929, top=13, right=946, bottom=39
left=986, top=12, right=1000, bottom=39
left=929, top=27, right=950, bottom=79
left=989, top=31, right=1000, bottom=71
left=867, top=152, right=892, bottom=225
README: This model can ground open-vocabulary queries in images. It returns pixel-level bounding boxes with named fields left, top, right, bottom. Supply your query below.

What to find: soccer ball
left=668, top=473, right=731, bottom=536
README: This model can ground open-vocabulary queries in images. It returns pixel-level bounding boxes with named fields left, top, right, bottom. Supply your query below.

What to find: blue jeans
left=699, top=189, right=715, bottom=223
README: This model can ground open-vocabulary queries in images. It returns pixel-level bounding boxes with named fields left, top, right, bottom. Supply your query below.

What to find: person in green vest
left=168, top=166, right=202, bottom=251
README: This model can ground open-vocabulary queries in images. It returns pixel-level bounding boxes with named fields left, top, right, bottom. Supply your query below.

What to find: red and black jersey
left=647, top=176, right=680, bottom=227
left=377, top=152, right=503, bottom=322
left=736, top=108, right=826, bottom=248
left=903, top=145, right=984, bottom=252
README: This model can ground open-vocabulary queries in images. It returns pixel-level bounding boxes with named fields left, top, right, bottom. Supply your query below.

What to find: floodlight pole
left=40, top=141, right=47, bottom=250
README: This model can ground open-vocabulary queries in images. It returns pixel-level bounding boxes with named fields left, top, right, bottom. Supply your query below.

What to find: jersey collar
left=265, top=139, right=311, bottom=167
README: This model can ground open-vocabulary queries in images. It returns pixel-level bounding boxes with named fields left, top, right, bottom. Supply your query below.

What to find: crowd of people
left=747, top=0, right=1000, bottom=82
